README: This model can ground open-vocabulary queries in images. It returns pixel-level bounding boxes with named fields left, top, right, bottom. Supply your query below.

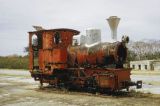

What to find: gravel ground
left=131, top=75, right=160, bottom=94
left=0, top=69, right=160, bottom=106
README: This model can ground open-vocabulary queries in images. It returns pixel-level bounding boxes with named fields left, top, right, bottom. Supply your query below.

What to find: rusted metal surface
left=28, top=28, right=142, bottom=92
left=67, top=42, right=127, bottom=68
left=29, top=28, right=80, bottom=71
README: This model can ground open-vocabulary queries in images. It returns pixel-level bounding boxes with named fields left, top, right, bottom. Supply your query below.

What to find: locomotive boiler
left=28, top=19, right=142, bottom=92
left=67, top=37, right=128, bottom=68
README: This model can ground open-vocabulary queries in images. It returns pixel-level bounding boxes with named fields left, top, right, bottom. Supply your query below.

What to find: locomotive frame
left=28, top=28, right=142, bottom=92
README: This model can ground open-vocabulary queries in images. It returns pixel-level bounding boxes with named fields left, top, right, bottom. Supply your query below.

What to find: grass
left=0, top=56, right=29, bottom=70
left=131, top=70, right=160, bottom=75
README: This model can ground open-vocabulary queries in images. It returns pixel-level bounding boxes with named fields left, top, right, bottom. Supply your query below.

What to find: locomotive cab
left=28, top=29, right=79, bottom=83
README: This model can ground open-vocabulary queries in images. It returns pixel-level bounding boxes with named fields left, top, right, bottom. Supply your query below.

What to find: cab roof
left=28, top=28, right=80, bottom=35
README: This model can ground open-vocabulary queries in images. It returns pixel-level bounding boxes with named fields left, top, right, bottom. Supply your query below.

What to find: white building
left=80, top=35, right=86, bottom=45
left=130, top=60, right=160, bottom=71
left=86, top=29, right=101, bottom=45
left=152, top=61, right=160, bottom=70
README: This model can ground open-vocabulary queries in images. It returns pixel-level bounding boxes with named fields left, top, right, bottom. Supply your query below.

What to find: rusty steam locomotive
left=28, top=20, right=142, bottom=92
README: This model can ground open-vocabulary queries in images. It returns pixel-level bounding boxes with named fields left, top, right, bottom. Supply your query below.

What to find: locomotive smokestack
left=107, top=16, right=120, bottom=41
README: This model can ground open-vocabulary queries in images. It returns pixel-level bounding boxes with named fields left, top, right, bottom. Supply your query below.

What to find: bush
left=0, top=55, right=29, bottom=69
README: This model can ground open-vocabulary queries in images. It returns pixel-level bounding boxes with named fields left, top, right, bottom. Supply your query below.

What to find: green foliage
left=127, top=50, right=160, bottom=61
left=141, top=52, right=160, bottom=60
left=0, top=55, right=29, bottom=69
left=127, top=50, right=137, bottom=61
left=128, top=40, right=160, bottom=61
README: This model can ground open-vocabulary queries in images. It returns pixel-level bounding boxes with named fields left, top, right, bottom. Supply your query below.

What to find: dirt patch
left=1, top=70, right=160, bottom=106
left=1, top=81, right=160, bottom=106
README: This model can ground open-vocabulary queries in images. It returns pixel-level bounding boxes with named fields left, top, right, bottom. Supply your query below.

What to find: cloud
left=0, top=0, right=160, bottom=55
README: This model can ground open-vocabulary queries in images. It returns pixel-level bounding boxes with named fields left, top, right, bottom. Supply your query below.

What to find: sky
left=0, top=0, right=160, bottom=56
